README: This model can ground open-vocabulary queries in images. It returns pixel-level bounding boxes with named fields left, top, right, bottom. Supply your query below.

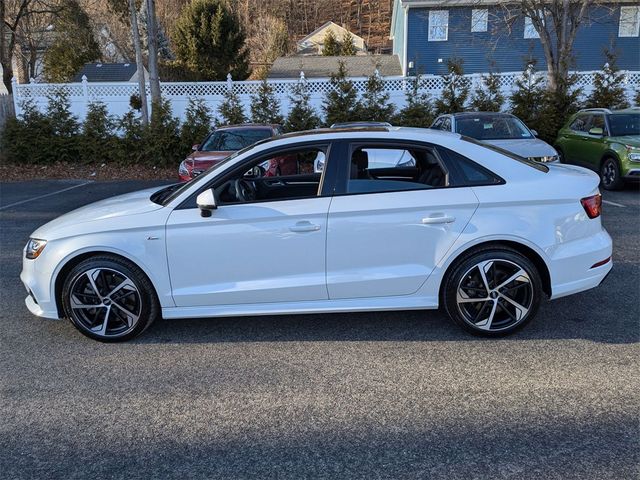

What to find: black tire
left=600, top=157, right=624, bottom=191
left=61, top=255, right=159, bottom=342
left=442, top=247, right=543, bottom=337
left=556, top=148, right=566, bottom=164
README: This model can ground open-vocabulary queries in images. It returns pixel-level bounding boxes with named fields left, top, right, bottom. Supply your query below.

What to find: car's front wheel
left=442, top=247, right=543, bottom=336
left=61, top=255, right=159, bottom=342
left=600, top=157, right=624, bottom=191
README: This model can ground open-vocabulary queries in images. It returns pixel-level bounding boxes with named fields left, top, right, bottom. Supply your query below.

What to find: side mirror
left=530, top=129, right=538, bottom=137
left=588, top=127, right=604, bottom=136
left=196, top=189, right=216, bottom=217
left=192, top=144, right=199, bottom=151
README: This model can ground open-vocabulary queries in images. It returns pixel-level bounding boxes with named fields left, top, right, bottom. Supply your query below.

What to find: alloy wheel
left=602, top=161, right=616, bottom=187
left=69, top=268, right=142, bottom=337
left=456, top=259, right=533, bottom=332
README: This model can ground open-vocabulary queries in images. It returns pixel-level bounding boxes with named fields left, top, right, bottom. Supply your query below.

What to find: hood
left=187, top=150, right=233, bottom=166
left=32, top=186, right=165, bottom=240
left=483, top=138, right=557, bottom=158
left=610, top=135, right=640, bottom=148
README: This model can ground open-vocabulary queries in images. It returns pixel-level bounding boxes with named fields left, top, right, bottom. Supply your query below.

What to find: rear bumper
left=549, top=229, right=613, bottom=300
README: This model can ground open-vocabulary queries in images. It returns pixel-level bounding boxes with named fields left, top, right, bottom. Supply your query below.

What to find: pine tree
left=44, top=88, right=81, bottom=162
left=172, top=0, right=250, bottom=80
left=434, top=59, right=470, bottom=115
left=143, top=98, right=181, bottom=166
left=322, top=30, right=342, bottom=56
left=358, top=70, right=395, bottom=122
left=470, top=71, right=504, bottom=112
left=394, top=76, right=433, bottom=127
left=340, top=31, right=357, bottom=56
left=635, top=89, right=640, bottom=107
left=250, top=78, right=284, bottom=124
left=180, top=97, right=214, bottom=153
left=284, top=78, right=320, bottom=132
left=537, top=73, right=583, bottom=144
left=218, top=88, right=247, bottom=125
left=509, top=62, right=545, bottom=128
left=82, top=101, right=116, bottom=163
left=586, top=50, right=629, bottom=110
left=323, top=62, right=361, bottom=125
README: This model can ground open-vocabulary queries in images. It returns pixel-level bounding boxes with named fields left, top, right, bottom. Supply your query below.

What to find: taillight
left=580, top=193, right=602, bottom=219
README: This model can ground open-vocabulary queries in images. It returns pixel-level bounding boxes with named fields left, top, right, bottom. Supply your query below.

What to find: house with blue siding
left=391, top=0, right=640, bottom=76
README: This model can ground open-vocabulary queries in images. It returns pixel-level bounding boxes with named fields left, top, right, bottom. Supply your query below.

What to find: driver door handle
left=422, top=214, right=455, bottom=225
left=289, top=221, right=321, bottom=233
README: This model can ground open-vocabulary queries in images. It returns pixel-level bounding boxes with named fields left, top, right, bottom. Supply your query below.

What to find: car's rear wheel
left=442, top=247, right=542, bottom=336
left=600, top=157, right=624, bottom=191
left=61, top=255, right=159, bottom=342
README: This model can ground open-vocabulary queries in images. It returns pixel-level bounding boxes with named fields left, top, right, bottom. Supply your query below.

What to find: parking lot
left=0, top=179, right=638, bottom=479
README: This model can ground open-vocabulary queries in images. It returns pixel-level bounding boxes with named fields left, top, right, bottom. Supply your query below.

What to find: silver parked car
left=431, top=112, right=559, bottom=163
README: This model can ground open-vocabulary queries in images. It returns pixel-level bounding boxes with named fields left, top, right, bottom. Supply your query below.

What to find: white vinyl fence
left=10, top=70, right=640, bottom=123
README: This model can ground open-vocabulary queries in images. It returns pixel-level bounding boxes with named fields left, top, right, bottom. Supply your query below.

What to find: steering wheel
left=234, top=178, right=257, bottom=202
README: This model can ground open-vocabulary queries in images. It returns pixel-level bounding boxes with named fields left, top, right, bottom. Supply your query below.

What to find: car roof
left=215, top=123, right=280, bottom=131
left=450, top=112, right=515, bottom=118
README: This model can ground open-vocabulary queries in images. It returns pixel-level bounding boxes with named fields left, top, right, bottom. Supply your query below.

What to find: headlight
left=528, top=155, right=559, bottom=163
left=178, top=160, right=189, bottom=176
left=25, top=238, right=47, bottom=259
left=628, top=153, right=640, bottom=163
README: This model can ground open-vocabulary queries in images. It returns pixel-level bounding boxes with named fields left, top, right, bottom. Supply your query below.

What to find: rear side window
left=437, top=147, right=503, bottom=186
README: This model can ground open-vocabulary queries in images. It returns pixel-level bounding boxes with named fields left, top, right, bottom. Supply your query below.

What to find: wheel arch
left=439, top=239, right=552, bottom=301
left=599, top=150, right=620, bottom=168
left=53, top=249, right=159, bottom=318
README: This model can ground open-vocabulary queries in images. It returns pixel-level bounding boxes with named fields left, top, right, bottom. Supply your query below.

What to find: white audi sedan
left=21, top=127, right=612, bottom=342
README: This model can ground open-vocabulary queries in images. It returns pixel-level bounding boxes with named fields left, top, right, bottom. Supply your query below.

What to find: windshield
left=200, top=128, right=273, bottom=152
left=461, top=136, right=549, bottom=172
left=456, top=115, right=533, bottom=140
left=608, top=114, right=640, bottom=137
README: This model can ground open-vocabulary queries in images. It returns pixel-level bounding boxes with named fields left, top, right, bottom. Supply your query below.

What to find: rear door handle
left=422, top=214, right=455, bottom=225
left=289, top=221, right=321, bottom=233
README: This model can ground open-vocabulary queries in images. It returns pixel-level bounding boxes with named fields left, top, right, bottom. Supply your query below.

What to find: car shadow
left=134, top=260, right=638, bottom=346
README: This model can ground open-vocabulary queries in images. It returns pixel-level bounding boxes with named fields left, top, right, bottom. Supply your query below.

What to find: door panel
left=166, top=198, right=331, bottom=307
left=326, top=188, right=478, bottom=299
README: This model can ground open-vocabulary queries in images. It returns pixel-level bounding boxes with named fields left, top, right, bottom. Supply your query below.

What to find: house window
left=524, top=16, right=539, bottom=39
left=471, top=9, right=488, bottom=32
left=619, top=6, right=640, bottom=37
left=429, top=10, right=449, bottom=41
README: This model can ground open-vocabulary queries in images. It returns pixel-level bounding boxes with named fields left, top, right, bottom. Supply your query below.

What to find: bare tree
left=508, top=0, right=597, bottom=92
left=145, top=0, right=161, bottom=104
left=127, top=0, right=148, bottom=124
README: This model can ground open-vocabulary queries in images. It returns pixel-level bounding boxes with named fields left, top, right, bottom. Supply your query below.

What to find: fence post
left=11, top=77, right=19, bottom=117
left=226, top=73, right=233, bottom=92
left=82, top=75, right=89, bottom=108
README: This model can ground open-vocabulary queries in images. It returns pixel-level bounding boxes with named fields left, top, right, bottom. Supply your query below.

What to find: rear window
left=461, top=136, right=549, bottom=172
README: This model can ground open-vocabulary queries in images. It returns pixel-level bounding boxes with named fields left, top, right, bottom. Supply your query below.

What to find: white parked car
left=431, top=112, right=560, bottom=163
left=21, top=127, right=612, bottom=341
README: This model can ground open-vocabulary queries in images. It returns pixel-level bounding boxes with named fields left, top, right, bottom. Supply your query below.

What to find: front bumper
left=20, top=255, right=60, bottom=319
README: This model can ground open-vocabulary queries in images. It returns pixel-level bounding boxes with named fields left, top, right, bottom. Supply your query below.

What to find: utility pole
left=128, top=0, right=149, bottom=124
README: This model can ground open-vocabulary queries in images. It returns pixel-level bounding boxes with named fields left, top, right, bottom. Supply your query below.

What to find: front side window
left=455, top=115, right=533, bottom=140
left=524, top=16, right=539, bottom=38
left=442, top=117, right=452, bottom=131
left=471, top=9, right=488, bottom=32
left=569, top=115, right=590, bottom=133
left=589, top=114, right=606, bottom=132
left=429, top=10, right=449, bottom=41
left=214, top=146, right=326, bottom=205
left=619, top=6, right=640, bottom=37
left=201, top=128, right=273, bottom=152
left=347, top=146, right=447, bottom=194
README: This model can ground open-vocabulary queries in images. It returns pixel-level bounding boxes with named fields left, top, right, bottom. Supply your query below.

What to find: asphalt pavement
left=0, top=179, right=638, bottom=479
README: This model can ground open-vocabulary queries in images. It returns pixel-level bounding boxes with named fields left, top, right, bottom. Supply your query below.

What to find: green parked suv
left=555, top=108, right=640, bottom=190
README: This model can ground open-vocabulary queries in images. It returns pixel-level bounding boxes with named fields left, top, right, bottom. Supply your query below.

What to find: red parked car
left=178, top=124, right=295, bottom=181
